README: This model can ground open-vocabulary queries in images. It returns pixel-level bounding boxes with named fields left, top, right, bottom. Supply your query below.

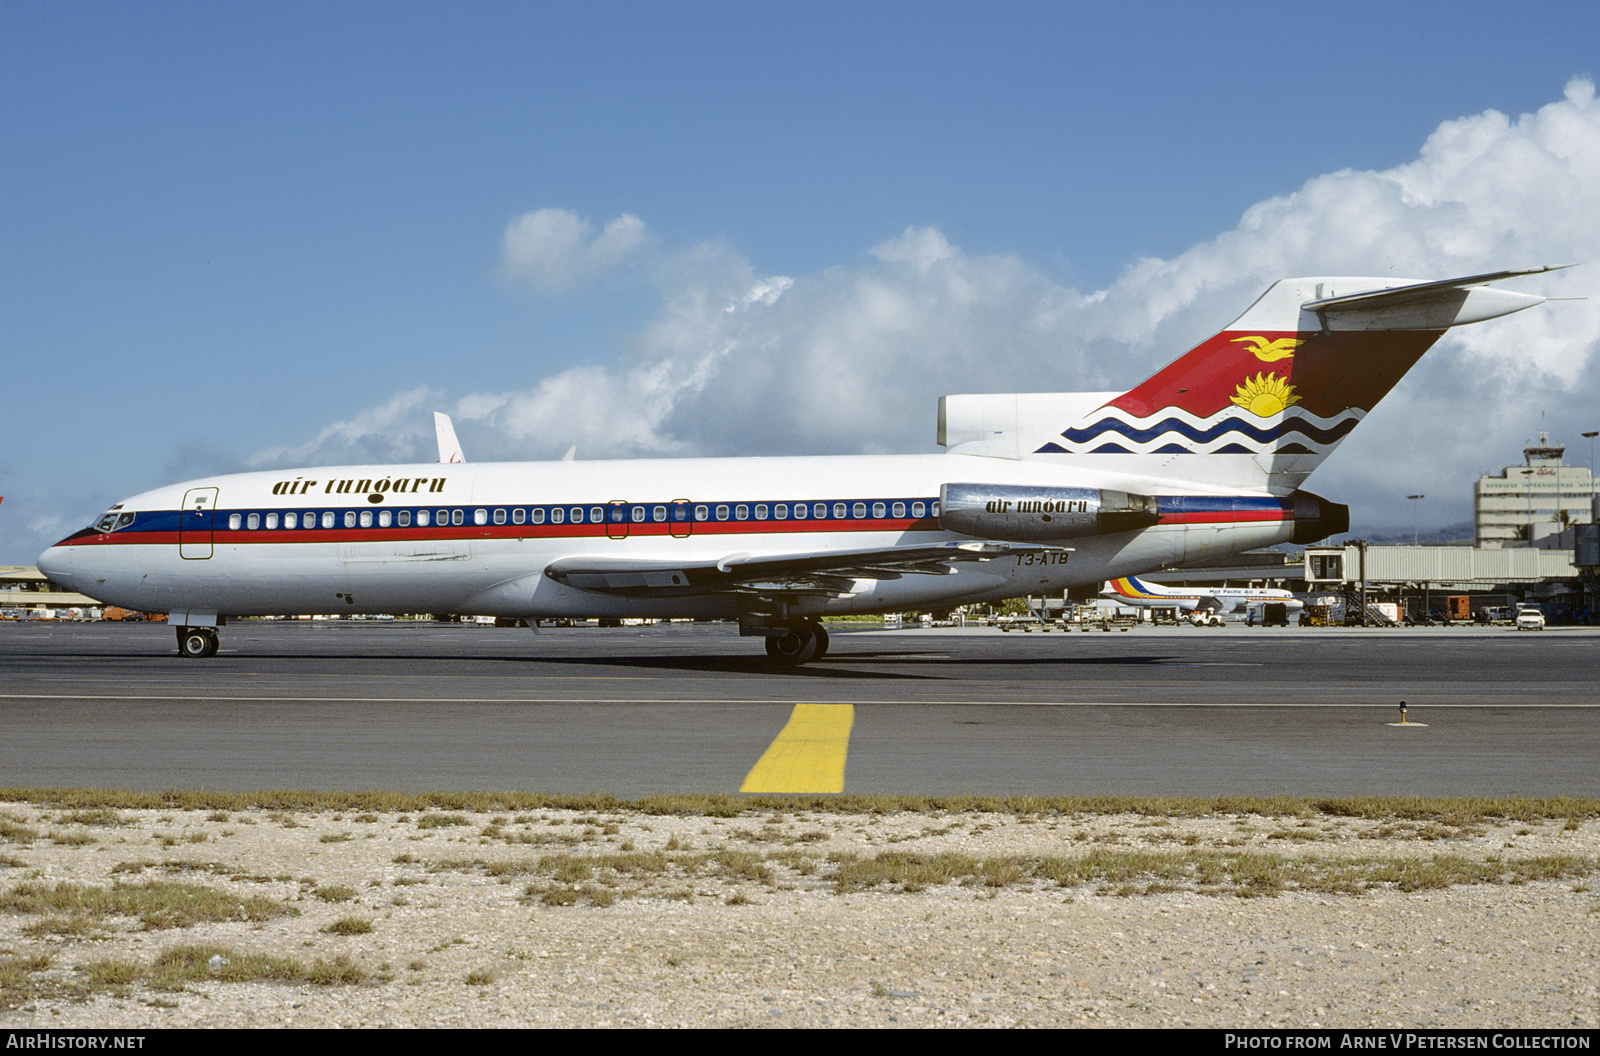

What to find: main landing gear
left=763, top=620, right=829, bottom=666
left=176, top=626, right=220, bottom=658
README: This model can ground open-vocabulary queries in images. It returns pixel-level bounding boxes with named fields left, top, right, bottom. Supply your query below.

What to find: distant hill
left=1338, top=522, right=1477, bottom=546
left=1235, top=523, right=1478, bottom=558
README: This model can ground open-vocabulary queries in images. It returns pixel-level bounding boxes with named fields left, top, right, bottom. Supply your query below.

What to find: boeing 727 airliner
left=37, top=267, right=1562, bottom=663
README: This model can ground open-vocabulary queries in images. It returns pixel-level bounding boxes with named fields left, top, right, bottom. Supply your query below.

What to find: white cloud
left=275, top=80, right=1600, bottom=530
left=500, top=208, right=647, bottom=292
left=248, top=386, right=441, bottom=469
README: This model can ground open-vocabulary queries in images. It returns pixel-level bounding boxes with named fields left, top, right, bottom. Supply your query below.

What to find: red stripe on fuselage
left=55, top=519, right=936, bottom=546
left=1157, top=511, right=1288, bottom=526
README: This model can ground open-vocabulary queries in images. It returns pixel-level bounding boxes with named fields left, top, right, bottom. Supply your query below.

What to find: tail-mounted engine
left=939, top=483, right=1159, bottom=542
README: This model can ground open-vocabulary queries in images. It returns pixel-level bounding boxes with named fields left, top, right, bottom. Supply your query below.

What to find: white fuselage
left=1102, top=580, right=1303, bottom=615
left=38, top=452, right=1296, bottom=621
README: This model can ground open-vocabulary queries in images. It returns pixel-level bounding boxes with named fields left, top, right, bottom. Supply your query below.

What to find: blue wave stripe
left=1060, top=415, right=1359, bottom=446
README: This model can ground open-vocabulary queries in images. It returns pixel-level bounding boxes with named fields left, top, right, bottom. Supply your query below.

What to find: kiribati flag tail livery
left=939, top=267, right=1563, bottom=494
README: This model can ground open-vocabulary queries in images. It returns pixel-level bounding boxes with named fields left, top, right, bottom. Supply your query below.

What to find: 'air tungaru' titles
left=269, top=477, right=449, bottom=497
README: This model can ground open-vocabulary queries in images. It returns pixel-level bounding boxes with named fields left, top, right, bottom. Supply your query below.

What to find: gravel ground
left=1, top=803, right=1596, bottom=1028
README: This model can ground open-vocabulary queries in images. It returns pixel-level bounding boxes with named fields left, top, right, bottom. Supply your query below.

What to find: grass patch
left=322, top=915, right=374, bottom=935
left=0, top=952, right=54, bottom=1008
left=1, top=880, right=297, bottom=929
left=150, top=943, right=305, bottom=987
left=416, top=813, right=471, bottom=829
left=0, top=789, right=1590, bottom=823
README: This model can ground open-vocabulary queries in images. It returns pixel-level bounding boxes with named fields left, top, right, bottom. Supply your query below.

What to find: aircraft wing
left=545, top=540, right=1052, bottom=598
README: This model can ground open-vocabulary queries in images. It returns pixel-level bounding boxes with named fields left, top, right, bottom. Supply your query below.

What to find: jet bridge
left=1303, top=545, right=1576, bottom=587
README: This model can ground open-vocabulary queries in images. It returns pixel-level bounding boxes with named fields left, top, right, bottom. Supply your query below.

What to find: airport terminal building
left=1475, top=433, right=1600, bottom=549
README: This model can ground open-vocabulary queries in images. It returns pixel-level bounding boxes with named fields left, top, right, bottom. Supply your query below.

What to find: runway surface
left=3, top=620, right=1597, bottom=797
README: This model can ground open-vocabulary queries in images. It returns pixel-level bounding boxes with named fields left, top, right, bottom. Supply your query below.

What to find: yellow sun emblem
left=1230, top=372, right=1302, bottom=417
left=1231, top=335, right=1301, bottom=362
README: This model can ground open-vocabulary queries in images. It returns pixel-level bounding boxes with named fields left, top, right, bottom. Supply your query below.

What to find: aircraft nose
left=36, top=543, right=77, bottom=587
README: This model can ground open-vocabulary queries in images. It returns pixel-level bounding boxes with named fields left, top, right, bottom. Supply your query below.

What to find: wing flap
left=545, top=540, right=1049, bottom=598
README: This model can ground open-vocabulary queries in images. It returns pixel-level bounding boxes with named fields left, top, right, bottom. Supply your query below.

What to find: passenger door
left=178, top=487, right=218, bottom=560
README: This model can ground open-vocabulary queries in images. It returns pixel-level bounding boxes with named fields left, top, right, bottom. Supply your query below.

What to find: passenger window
left=532, top=508, right=546, bottom=524
left=493, top=508, right=506, bottom=525
left=228, top=513, right=242, bottom=530
left=652, top=505, right=667, bottom=522
left=754, top=504, right=768, bottom=520
left=815, top=503, right=828, bottom=519
left=567, top=507, right=582, bottom=524
left=416, top=510, right=430, bottom=527
left=344, top=511, right=356, bottom=528
left=931, top=501, right=939, bottom=517
left=872, top=502, right=885, bottom=518
left=694, top=505, right=709, bottom=521
left=851, top=502, right=865, bottom=518
left=589, top=507, right=603, bottom=524
left=356, top=510, right=370, bottom=528
left=378, top=510, right=392, bottom=528
left=735, top=505, right=748, bottom=521
left=398, top=510, right=411, bottom=527
left=322, top=511, right=335, bottom=529
left=437, top=509, right=449, bottom=524
left=792, top=504, right=806, bottom=520
left=302, top=511, right=314, bottom=527
left=715, top=505, right=729, bottom=521
left=266, top=513, right=279, bottom=530
left=453, top=509, right=466, bottom=526
left=245, top=513, right=258, bottom=530
left=912, top=501, right=925, bottom=518
left=833, top=503, right=847, bottom=519
left=512, top=508, right=525, bottom=525
left=284, top=512, right=297, bottom=529
left=775, top=504, right=788, bottom=520
left=632, top=505, right=646, bottom=523
left=892, top=502, right=905, bottom=518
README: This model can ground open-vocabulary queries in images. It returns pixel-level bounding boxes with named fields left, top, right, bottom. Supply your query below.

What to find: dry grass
left=0, top=788, right=1593, bottom=824
left=0, top=880, right=297, bottom=930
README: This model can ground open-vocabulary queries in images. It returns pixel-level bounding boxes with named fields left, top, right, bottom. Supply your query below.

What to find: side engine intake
left=939, top=483, right=1159, bottom=542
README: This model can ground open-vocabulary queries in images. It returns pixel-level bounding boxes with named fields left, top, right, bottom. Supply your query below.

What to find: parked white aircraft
left=1101, top=575, right=1302, bottom=615
left=37, top=267, right=1561, bottom=663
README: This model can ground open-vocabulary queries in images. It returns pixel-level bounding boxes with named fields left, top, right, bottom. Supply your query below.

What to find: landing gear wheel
left=764, top=621, right=822, bottom=666
left=177, top=626, right=219, bottom=658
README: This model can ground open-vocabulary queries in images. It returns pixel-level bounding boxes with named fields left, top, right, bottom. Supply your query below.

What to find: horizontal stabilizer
left=1301, top=265, right=1571, bottom=313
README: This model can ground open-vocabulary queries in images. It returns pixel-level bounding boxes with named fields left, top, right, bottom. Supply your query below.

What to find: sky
left=4, top=0, right=1600, bottom=565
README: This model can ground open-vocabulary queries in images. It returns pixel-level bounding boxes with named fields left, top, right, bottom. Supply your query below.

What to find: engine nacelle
left=939, top=483, right=1159, bottom=542
left=1289, top=490, right=1348, bottom=544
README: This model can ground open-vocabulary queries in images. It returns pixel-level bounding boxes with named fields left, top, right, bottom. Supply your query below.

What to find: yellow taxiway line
left=740, top=703, right=855, bottom=794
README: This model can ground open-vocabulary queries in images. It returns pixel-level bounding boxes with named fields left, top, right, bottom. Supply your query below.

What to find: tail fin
left=1036, top=267, right=1563, bottom=490
left=1103, top=576, right=1165, bottom=602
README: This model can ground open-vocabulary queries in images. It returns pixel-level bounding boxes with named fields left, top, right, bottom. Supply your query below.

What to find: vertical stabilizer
left=1034, top=268, right=1560, bottom=490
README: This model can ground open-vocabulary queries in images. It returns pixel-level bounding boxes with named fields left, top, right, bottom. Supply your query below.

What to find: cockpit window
left=96, top=511, right=136, bottom=532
